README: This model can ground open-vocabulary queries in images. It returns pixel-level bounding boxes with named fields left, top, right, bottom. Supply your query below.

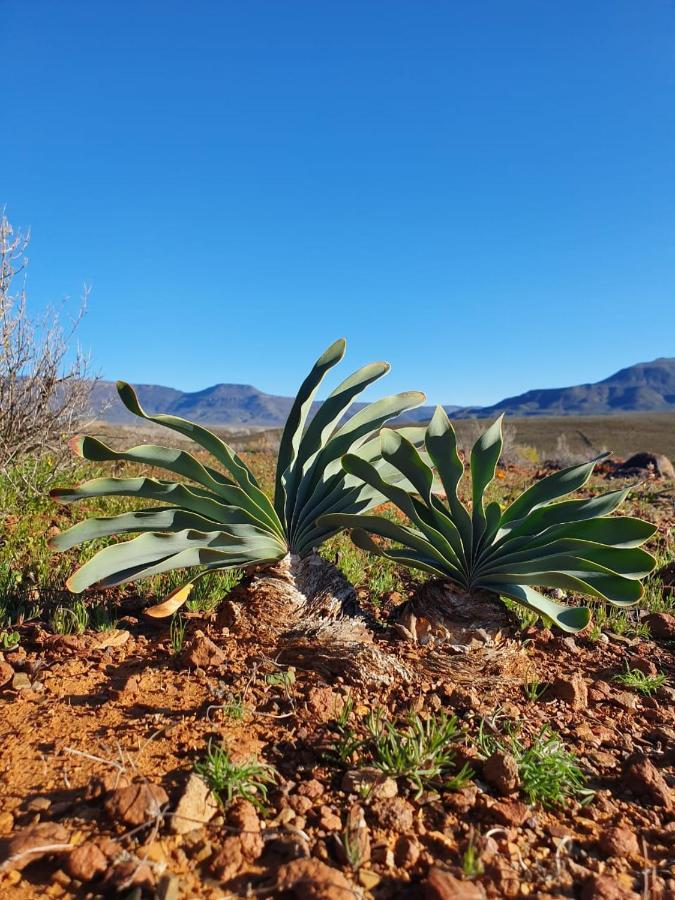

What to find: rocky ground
left=0, top=462, right=673, bottom=899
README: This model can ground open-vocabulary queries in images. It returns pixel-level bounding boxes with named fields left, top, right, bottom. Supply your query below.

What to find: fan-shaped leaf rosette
left=49, top=339, right=425, bottom=615
left=319, top=407, right=657, bottom=633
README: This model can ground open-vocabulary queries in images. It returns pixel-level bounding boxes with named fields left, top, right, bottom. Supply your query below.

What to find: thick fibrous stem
left=228, top=553, right=412, bottom=686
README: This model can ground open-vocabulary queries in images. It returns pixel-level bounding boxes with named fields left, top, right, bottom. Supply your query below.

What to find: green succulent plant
left=49, top=339, right=425, bottom=615
left=320, top=407, right=656, bottom=633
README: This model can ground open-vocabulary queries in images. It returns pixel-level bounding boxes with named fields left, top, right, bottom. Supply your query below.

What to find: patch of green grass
left=476, top=720, right=591, bottom=809
left=221, top=695, right=246, bottom=720
left=185, top=569, right=243, bottom=613
left=0, top=630, right=20, bottom=650
left=461, top=840, right=484, bottom=878
left=194, top=741, right=277, bottom=810
left=169, top=613, right=186, bottom=655
left=90, top=603, right=118, bottom=632
left=363, top=709, right=470, bottom=798
left=523, top=680, right=547, bottom=702
left=50, top=598, right=88, bottom=635
left=613, top=666, right=666, bottom=697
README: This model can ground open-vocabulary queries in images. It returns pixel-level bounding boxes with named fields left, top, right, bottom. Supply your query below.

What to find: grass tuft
left=613, top=665, right=666, bottom=697
left=194, top=740, right=277, bottom=810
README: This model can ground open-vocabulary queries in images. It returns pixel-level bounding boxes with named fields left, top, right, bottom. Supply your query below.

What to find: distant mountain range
left=90, top=357, right=675, bottom=428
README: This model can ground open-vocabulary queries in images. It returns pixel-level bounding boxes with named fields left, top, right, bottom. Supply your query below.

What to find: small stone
left=549, top=673, right=588, bottom=709
left=170, top=773, right=218, bottom=835
left=26, top=796, right=51, bottom=813
left=104, top=782, right=169, bottom=827
left=394, top=834, right=421, bottom=867
left=65, top=843, right=107, bottom=882
left=276, top=858, right=354, bottom=899
left=210, top=836, right=243, bottom=880
left=369, top=796, right=414, bottom=832
left=424, top=867, right=485, bottom=899
left=581, top=873, right=639, bottom=900
left=341, top=767, right=398, bottom=800
left=2, top=822, right=69, bottom=871
left=227, top=799, right=263, bottom=861
left=598, top=826, right=640, bottom=859
left=623, top=754, right=672, bottom=809
left=318, top=805, right=342, bottom=831
left=0, top=660, right=14, bottom=688
left=444, top=785, right=478, bottom=814
left=305, top=685, right=344, bottom=723
left=482, top=750, right=520, bottom=795
left=0, top=811, right=15, bottom=835
left=297, top=778, right=325, bottom=801
left=487, top=799, right=530, bottom=827
left=644, top=613, right=675, bottom=640
left=156, top=873, right=181, bottom=900
left=104, top=860, right=155, bottom=892
left=183, top=631, right=226, bottom=668
left=11, top=671, right=31, bottom=691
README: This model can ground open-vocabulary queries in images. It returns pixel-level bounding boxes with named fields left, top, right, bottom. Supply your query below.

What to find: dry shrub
left=0, top=209, right=96, bottom=488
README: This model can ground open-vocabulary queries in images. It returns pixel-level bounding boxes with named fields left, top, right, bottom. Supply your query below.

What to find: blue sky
left=2, top=1, right=674, bottom=405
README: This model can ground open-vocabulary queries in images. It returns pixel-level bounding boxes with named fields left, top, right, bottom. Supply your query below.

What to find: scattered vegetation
left=48, top=339, right=425, bottom=617
left=169, top=613, right=187, bottom=655
left=194, top=741, right=277, bottom=810
left=322, top=409, right=656, bottom=632
left=613, top=665, right=667, bottom=696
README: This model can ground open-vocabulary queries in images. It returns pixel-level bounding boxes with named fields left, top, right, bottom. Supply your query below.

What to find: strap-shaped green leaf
left=288, top=391, right=425, bottom=534
left=470, top=416, right=503, bottom=548
left=51, top=477, right=280, bottom=534
left=50, top=508, right=222, bottom=551
left=499, top=454, right=609, bottom=526
left=479, top=540, right=655, bottom=579
left=491, top=583, right=591, bottom=633
left=116, top=382, right=264, bottom=495
left=73, top=436, right=236, bottom=495
left=478, top=564, right=642, bottom=605
left=350, top=529, right=451, bottom=579
left=67, top=528, right=285, bottom=592
left=274, top=338, right=346, bottom=523
left=425, top=407, right=472, bottom=561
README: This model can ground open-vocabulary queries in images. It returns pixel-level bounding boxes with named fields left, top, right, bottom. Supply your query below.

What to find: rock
left=369, top=796, right=414, bottom=832
left=103, top=860, right=155, bottom=892
left=289, top=794, right=313, bottom=815
left=448, top=686, right=481, bottom=711
left=65, top=842, right=108, bottom=882
left=617, top=452, right=674, bottom=480
left=482, top=751, right=520, bottom=795
left=0, top=811, right=14, bottom=835
left=183, top=631, right=226, bottom=668
left=0, top=660, right=14, bottom=688
left=598, top=826, right=641, bottom=859
left=156, top=873, right=181, bottom=900
left=318, top=805, right=342, bottom=831
left=644, top=613, right=675, bottom=641
left=394, top=834, right=421, bottom=867
left=581, top=873, right=640, bottom=899
left=210, top=836, right=244, bottom=880
left=297, top=779, right=325, bottom=800
left=484, top=857, right=520, bottom=897
left=623, top=755, right=672, bottom=809
left=341, top=767, right=398, bottom=800
left=444, top=785, right=478, bottom=814
left=276, top=858, right=355, bottom=899
left=305, top=686, right=344, bottom=723
left=104, top=782, right=169, bottom=826
left=486, top=799, right=530, bottom=827
left=1, top=822, right=70, bottom=871
left=170, top=773, right=218, bottom=835
left=11, top=671, right=31, bottom=691
left=423, top=867, right=485, bottom=899
left=549, top=673, right=588, bottom=709
left=227, top=799, right=263, bottom=860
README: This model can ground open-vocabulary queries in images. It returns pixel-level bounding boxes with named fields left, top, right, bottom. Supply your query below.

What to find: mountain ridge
left=89, top=357, right=675, bottom=427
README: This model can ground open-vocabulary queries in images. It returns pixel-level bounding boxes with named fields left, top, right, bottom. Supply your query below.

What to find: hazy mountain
left=455, top=357, right=675, bottom=418
left=90, top=358, right=675, bottom=427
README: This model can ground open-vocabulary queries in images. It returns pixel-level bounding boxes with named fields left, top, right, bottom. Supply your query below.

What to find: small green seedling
left=613, top=666, right=666, bottom=697
left=523, top=680, right=547, bottom=702
left=51, top=599, right=88, bottom=635
left=169, top=613, right=186, bottom=655
left=461, top=839, right=484, bottom=878
left=194, top=741, right=277, bottom=810
left=0, top=630, right=20, bottom=650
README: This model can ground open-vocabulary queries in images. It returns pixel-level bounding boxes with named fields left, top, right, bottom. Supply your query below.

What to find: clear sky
left=2, top=1, right=674, bottom=405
